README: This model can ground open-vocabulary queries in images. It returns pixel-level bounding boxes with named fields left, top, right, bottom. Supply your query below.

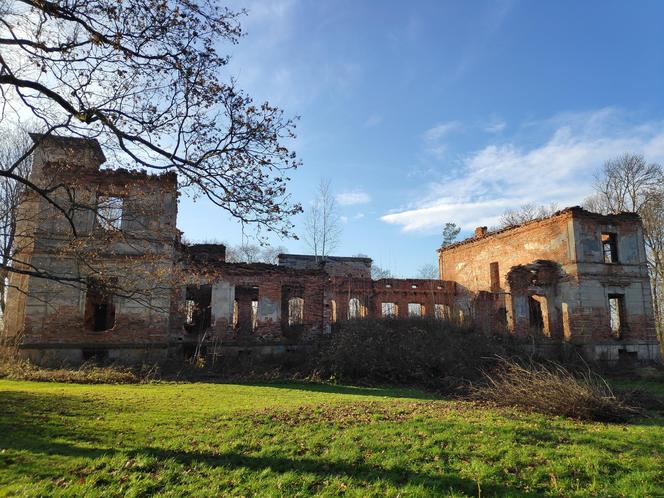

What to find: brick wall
left=5, top=136, right=179, bottom=353
left=438, top=207, right=659, bottom=359
left=278, top=254, right=372, bottom=278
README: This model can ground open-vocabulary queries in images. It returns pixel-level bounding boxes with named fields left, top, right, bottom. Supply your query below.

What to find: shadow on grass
left=0, top=390, right=538, bottom=496
left=2, top=439, right=544, bottom=497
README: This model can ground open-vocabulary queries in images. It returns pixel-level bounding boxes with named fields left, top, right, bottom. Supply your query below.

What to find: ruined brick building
left=439, top=209, right=660, bottom=362
left=2, top=136, right=661, bottom=364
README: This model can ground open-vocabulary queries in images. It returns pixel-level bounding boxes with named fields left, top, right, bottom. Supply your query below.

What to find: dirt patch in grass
left=247, top=400, right=480, bottom=428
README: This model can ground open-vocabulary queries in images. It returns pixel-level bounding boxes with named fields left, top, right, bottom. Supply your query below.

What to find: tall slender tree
left=303, top=179, right=341, bottom=260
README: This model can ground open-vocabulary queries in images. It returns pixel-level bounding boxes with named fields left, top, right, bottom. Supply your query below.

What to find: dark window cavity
left=601, top=233, right=618, bottom=263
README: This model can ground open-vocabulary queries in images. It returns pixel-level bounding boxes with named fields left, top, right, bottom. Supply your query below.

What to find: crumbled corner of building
left=3, top=136, right=660, bottom=366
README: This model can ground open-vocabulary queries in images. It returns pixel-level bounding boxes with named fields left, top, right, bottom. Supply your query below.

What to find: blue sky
left=178, top=0, right=664, bottom=276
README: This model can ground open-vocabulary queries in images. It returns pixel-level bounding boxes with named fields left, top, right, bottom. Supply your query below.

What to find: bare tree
left=259, top=245, right=288, bottom=265
left=586, top=154, right=662, bottom=214
left=371, top=265, right=392, bottom=280
left=0, top=127, right=32, bottom=312
left=225, top=243, right=287, bottom=264
left=584, top=153, right=664, bottom=347
left=641, top=192, right=664, bottom=340
left=498, top=203, right=559, bottom=229
left=417, top=263, right=438, bottom=279
left=0, top=0, right=302, bottom=289
left=303, top=179, right=341, bottom=260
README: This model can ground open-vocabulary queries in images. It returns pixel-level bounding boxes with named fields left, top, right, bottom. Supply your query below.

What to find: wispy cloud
left=423, top=121, right=461, bottom=159
left=364, top=113, right=383, bottom=128
left=484, top=118, right=506, bottom=134
left=424, top=121, right=461, bottom=142
left=451, top=0, right=516, bottom=81
left=225, top=0, right=362, bottom=111
left=382, top=108, right=664, bottom=232
left=337, top=190, right=371, bottom=206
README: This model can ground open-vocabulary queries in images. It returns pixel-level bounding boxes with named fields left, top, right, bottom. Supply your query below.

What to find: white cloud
left=382, top=109, right=664, bottom=233
left=336, top=190, right=371, bottom=206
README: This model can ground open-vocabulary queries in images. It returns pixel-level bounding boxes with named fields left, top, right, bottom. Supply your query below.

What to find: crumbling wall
left=176, top=262, right=328, bottom=345
left=439, top=212, right=575, bottom=292
left=278, top=254, right=372, bottom=278
left=438, top=207, right=659, bottom=361
left=326, top=277, right=456, bottom=321
left=4, top=136, right=179, bottom=364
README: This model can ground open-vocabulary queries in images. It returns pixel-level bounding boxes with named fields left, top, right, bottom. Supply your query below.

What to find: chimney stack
left=474, top=226, right=488, bottom=238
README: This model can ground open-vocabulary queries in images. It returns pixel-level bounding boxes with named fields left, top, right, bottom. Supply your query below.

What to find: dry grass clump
left=0, top=357, right=159, bottom=384
left=470, top=359, right=641, bottom=422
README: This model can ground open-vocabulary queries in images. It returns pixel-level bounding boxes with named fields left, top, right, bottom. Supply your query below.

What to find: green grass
left=0, top=379, right=662, bottom=497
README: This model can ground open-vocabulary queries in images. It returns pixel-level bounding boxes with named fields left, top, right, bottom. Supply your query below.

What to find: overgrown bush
left=316, top=318, right=518, bottom=389
left=470, top=358, right=641, bottom=422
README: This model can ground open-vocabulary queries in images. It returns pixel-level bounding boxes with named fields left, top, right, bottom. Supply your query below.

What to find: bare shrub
left=617, top=388, right=664, bottom=414
left=471, top=359, right=641, bottom=422
left=318, top=318, right=519, bottom=390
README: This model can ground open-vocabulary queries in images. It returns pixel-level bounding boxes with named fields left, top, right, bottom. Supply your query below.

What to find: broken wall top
left=438, top=206, right=642, bottom=254
left=278, top=253, right=372, bottom=278
left=29, top=133, right=177, bottom=190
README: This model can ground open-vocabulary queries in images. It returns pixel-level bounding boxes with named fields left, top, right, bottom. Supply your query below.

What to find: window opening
left=608, top=294, right=624, bottom=338
left=84, top=279, right=115, bottom=332
left=408, top=303, right=422, bottom=317
left=97, top=195, right=123, bottom=230
left=288, top=297, right=304, bottom=325
left=434, top=303, right=451, bottom=320
left=601, top=233, right=618, bottom=263
left=382, top=302, right=398, bottom=317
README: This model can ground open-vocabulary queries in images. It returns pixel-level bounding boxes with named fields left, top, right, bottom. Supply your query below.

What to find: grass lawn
left=0, top=379, right=662, bottom=497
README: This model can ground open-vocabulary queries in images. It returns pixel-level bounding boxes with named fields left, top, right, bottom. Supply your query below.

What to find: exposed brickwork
left=439, top=207, right=659, bottom=361
left=5, top=137, right=659, bottom=365
left=278, top=254, right=372, bottom=278
left=4, top=136, right=178, bottom=365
